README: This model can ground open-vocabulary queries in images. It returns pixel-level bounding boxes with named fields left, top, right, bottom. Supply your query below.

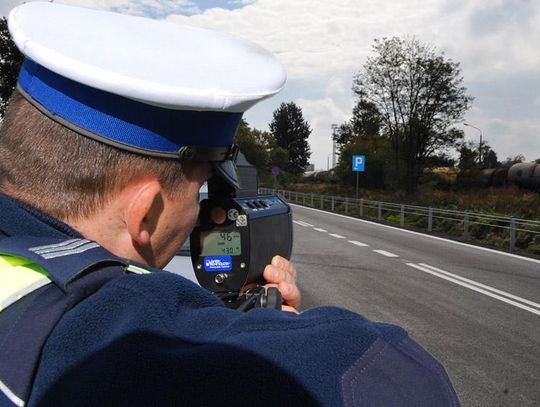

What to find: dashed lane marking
left=348, top=240, right=369, bottom=247
left=290, top=204, right=540, bottom=266
left=329, top=233, right=346, bottom=239
left=407, top=263, right=540, bottom=316
left=293, top=220, right=311, bottom=227
left=313, top=228, right=328, bottom=233
left=373, top=250, right=399, bottom=258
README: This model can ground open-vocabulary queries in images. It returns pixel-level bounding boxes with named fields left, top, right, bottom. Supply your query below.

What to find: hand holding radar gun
left=190, top=169, right=293, bottom=311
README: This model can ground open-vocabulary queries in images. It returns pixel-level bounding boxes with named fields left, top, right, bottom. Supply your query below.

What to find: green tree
left=502, top=154, right=525, bottom=167
left=334, top=99, right=382, bottom=149
left=335, top=136, right=392, bottom=190
left=334, top=98, right=392, bottom=189
left=269, top=102, right=311, bottom=175
left=482, top=147, right=499, bottom=168
left=349, top=99, right=382, bottom=140
left=458, top=141, right=479, bottom=170
left=353, top=37, right=472, bottom=193
left=269, top=147, right=289, bottom=170
left=458, top=140, right=499, bottom=169
left=0, top=17, right=23, bottom=119
left=424, top=153, right=456, bottom=168
left=234, top=119, right=271, bottom=175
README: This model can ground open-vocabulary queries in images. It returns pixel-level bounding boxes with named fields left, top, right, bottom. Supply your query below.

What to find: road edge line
left=419, top=263, right=540, bottom=309
left=291, top=204, right=540, bottom=265
left=406, top=263, right=540, bottom=316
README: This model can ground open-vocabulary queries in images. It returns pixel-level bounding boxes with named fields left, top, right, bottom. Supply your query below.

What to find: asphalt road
left=289, top=204, right=540, bottom=407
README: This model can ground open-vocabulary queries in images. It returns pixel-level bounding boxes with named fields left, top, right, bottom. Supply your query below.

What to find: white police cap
left=8, top=2, right=286, bottom=188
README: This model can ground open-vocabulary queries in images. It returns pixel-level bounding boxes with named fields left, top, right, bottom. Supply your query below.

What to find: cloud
left=166, top=0, right=540, bottom=81
left=61, top=0, right=201, bottom=18
left=0, top=0, right=25, bottom=17
left=486, top=117, right=540, bottom=161
left=294, top=96, right=352, bottom=170
left=2, top=0, right=202, bottom=19
left=2, top=0, right=537, bottom=168
left=165, top=0, right=540, bottom=168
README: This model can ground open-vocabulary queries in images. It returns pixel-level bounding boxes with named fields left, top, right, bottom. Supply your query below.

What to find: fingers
left=263, top=283, right=301, bottom=313
left=281, top=305, right=299, bottom=314
left=263, top=256, right=301, bottom=311
left=272, top=255, right=297, bottom=281
left=277, top=280, right=301, bottom=310
left=263, top=256, right=296, bottom=285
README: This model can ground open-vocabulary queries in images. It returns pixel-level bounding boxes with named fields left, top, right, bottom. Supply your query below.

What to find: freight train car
left=481, top=161, right=540, bottom=190
left=507, top=161, right=540, bottom=189
left=481, top=168, right=509, bottom=187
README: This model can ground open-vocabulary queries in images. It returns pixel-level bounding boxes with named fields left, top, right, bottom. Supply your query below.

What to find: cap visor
left=212, top=160, right=241, bottom=189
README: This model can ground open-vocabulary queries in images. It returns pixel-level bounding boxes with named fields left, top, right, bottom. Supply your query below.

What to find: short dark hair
left=0, top=91, right=191, bottom=221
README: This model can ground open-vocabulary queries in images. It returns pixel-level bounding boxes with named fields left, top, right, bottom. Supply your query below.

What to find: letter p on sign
left=352, top=155, right=365, bottom=172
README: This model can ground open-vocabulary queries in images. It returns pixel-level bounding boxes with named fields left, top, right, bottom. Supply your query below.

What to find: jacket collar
left=0, top=192, right=82, bottom=239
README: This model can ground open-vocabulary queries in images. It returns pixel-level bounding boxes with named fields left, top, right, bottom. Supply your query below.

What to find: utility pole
left=331, top=123, right=338, bottom=169
left=464, top=122, right=483, bottom=167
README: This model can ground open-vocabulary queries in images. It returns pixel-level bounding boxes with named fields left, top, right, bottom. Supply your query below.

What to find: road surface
left=290, top=204, right=540, bottom=407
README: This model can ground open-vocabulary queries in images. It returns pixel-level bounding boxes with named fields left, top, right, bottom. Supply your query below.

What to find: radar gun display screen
left=201, top=231, right=242, bottom=256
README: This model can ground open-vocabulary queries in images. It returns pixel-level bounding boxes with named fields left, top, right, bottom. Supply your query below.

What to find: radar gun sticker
left=236, top=215, right=247, bottom=227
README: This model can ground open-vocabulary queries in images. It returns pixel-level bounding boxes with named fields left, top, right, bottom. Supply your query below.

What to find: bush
left=284, top=183, right=540, bottom=256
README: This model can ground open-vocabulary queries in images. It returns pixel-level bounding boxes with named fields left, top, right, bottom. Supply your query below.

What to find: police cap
left=8, top=2, right=286, bottom=188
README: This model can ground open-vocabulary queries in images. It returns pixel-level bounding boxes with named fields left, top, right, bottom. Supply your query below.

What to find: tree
left=458, top=140, right=500, bottom=169
left=353, top=37, right=473, bottom=193
left=335, top=135, right=393, bottom=190
left=0, top=17, right=24, bottom=119
left=269, top=102, right=311, bottom=174
left=423, top=153, right=456, bottom=168
left=333, top=98, right=382, bottom=150
left=234, top=119, right=271, bottom=174
left=481, top=147, right=499, bottom=168
left=502, top=154, right=525, bottom=167
left=333, top=97, right=392, bottom=189
left=269, top=147, right=289, bottom=170
left=458, top=142, right=479, bottom=170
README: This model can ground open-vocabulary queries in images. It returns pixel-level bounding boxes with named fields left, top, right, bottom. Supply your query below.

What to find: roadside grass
left=280, top=183, right=540, bottom=256
left=285, top=183, right=540, bottom=219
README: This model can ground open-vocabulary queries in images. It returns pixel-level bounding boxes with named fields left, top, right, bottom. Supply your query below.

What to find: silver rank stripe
left=0, top=378, right=25, bottom=407
left=29, top=239, right=100, bottom=259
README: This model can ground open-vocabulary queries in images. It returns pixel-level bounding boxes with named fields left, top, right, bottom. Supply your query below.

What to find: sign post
left=352, top=155, right=365, bottom=200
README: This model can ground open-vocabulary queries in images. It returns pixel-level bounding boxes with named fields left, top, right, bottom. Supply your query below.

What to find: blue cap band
left=17, top=59, right=243, bottom=157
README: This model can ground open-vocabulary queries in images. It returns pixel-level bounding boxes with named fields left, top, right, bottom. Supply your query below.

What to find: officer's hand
left=263, top=256, right=301, bottom=313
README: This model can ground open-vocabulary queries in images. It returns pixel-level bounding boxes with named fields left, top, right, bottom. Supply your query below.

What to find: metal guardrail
left=260, top=188, right=540, bottom=252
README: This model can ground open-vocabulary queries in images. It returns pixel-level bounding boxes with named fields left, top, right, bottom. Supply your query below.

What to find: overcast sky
left=2, top=0, right=539, bottom=169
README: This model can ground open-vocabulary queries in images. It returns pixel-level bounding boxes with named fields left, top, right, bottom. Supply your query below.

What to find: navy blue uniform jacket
left=0, top=193, right=460, bottom=406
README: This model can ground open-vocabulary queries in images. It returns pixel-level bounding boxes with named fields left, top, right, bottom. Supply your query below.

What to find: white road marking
left=293, top=220, right=310, bottom=227
left=419, top=263, right=540, bottom=310
left=329, top=233, right=346, bottom=239
left=348, top=240, right=369, bottom=247
left=300, top=220, right=314, bottom=227
left=373, top=250, right=399, bottom=258
left=313, top=228, right=328, bottom=233
left=407, top=263, right=540, bottom=316
left=290, top=204, right=540, bottom=266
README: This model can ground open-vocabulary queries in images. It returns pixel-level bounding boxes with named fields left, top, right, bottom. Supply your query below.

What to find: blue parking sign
left=352, top=155, right=365, bottom=172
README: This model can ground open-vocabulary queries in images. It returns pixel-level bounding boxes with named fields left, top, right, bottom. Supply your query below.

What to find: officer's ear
left=125, top=177, right=164, bottom=247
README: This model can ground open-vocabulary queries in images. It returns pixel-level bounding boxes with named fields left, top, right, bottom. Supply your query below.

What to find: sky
left=2, top=0, right=539, bottom=170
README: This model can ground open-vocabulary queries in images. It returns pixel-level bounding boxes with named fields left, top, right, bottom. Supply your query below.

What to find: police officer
left=0, top=3, right=460, bottom=406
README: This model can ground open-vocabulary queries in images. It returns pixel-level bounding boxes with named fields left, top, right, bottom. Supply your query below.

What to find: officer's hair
left=0, top=91, right=190, bottom=221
